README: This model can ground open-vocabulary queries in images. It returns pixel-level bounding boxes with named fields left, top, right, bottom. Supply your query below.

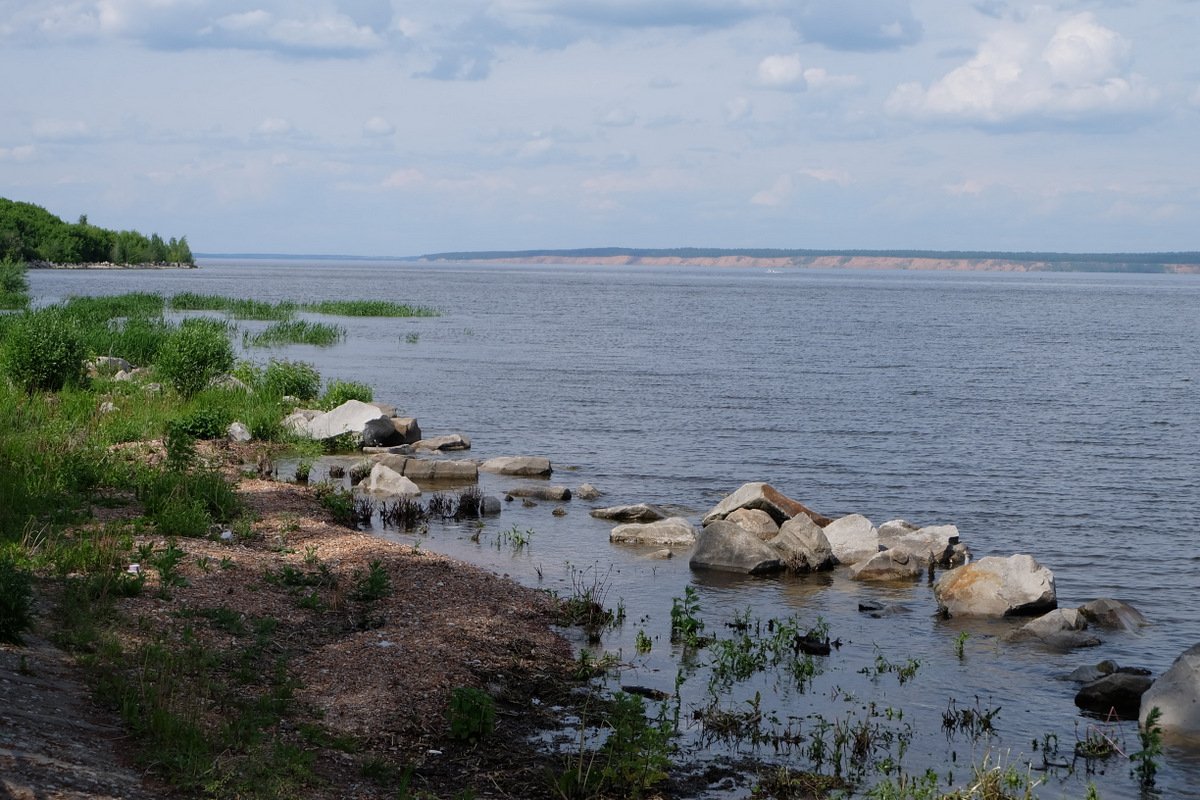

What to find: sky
left=2, top=1, right=1199, bottom=256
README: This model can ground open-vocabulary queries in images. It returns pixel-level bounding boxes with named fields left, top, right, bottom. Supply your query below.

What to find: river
left=29, top=259, right=1200, bottom=798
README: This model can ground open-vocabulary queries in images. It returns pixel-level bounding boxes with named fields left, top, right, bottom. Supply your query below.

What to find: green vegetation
left=1, top=307, right=88, bottom=392
left=155, top=320, right=236, bottom=397
left=448, top=686, right=497, bottom=742
left=319, top=379, right=373, bottom=409
left=0, top=550, right=34, bottom=643
left=301, top=299, right=439, bottom=317
left=243, top=320, right=345, bottom=348
left=0, top=198, right=193, bottom=265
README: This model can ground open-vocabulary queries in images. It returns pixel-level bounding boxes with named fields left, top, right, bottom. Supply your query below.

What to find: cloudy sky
left=3, top=1, right=1198, bottom=255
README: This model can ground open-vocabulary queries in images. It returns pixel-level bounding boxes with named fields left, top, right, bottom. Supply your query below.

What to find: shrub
left=320, top=379, right=373, bottom=409
left=155, top=321, right=234, bottom=397
left=261, top=359, right=320, bottom=401
left=173, top=406, right=231, bottom=440
left=0, top=551, right=34, bottom=643
left=1, top=307, right=87, bottom=392
left=0, top=256, right=29, bottom=309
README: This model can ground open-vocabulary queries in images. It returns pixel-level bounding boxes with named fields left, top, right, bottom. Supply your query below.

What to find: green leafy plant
left=350, top=560, right=392, bottom=603
left=669, top=587, right=705, bottom=648
left=319, top=379, right=374, bottom=409
left=261, top=359, right=320, bottom=400
left=244, top=320, right=345, bottom=348
left=154, top=320, right=235, bottom=397
left=448, top=686, right=496, bottom=742
left=1, top=307, right=87, bottom=392
left=1131, top=706, right=1163, bottom=789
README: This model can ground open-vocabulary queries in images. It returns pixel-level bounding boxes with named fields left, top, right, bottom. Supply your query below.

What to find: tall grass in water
left=302, top=300, right=439, bottom=317
left=243, top=321, right=345, bottom=348
left=169, top=293, right=296, bottom=321
left=63, top=292, right=165, bottom=322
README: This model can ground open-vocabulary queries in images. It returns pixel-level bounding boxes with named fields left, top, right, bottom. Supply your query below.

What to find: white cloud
left=0, top=144, right=36, bottom=161
left=256, top=117, right=293, bottom=136
left=751, top=174, right=793, bottom=206
left=886, top=12, right=1158, bottom=126
left=756, top=54, right=806, bottom=91
left=945, top=179, right=987, bottom=196
left=362, top=116, right=395, bottom=137
left=581, top=168, right=693, bottom=195
left=599, top=107, right=637, bottom=127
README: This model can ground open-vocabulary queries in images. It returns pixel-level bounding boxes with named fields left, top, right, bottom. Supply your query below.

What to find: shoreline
left=26, top=260, right=197, bottom=270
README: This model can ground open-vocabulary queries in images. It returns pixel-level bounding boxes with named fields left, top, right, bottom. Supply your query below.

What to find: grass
left=243, top=320, right=345, bottom=348
left=301, top=300, right=439, bottom=317
left=169, top=293, right=297, bottom=321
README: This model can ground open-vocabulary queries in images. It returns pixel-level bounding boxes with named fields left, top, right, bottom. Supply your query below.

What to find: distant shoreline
left=197, top=248, right=1200, bottom=274
left=26, top=260, right=197, bottom=270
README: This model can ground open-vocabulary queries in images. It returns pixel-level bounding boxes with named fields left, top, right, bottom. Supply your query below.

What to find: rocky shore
left=25, top=260, right=196, bottom=269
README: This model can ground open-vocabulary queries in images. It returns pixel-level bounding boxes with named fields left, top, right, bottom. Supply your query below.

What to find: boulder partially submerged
left=769, top=516, right=833, bottom=573
left=726, top=508, right=779, bottom=540
left=822, top=514, right=880, bottom=566
left=1006, top=608, right=1100, bottom=650
left=590, top=504, right=668, bottom=524
left=480, top=456, right=553, bottom=477
left=690, top=520, right=784, bottom=575
left=364, top=463, right=421, bottom=497
left=1078, top=598, right=1149, bottom=631
left=610, top=518, right=696, bottom=546
left=933, top=554, right=1057, bottom=618
left=373, top=454, right=478, bottom=484
left=1140, top=643, right=1200, bottom=737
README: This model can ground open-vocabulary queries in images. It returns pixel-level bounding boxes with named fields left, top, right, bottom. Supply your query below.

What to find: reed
left=243, top=321, right=344, bottom=348
left=302, top=300, right=439, bottom=317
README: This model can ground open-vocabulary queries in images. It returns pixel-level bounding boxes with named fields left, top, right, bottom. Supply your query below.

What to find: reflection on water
left=29, top=260, right=1200, bottom=798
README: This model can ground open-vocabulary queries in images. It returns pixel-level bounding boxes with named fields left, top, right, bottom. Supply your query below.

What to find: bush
left=1, top=307, right=87, bottom=392
left=0, top=551, right=34, bottom=643
left=173, top=406, right=231, bottom=440
left=261, top=359, right=320, bottom=401
left=320, top=379, right=373, bottom=409
left=0, top=256, right=29, bottom=310
left=155, top=321, right=234, bottom=397
left=448, top=687, right=496, bottom=742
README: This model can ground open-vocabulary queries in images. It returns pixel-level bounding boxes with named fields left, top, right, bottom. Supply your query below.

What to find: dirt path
left=0, top=627, right=158, bottom=800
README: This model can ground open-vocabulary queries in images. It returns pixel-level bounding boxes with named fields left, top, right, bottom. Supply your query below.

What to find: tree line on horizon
left=0, top=198, right=194, bottom=266
left=421, top=246, right=1200, bottom=269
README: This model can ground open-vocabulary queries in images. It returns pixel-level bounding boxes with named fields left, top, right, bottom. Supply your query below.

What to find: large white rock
left=1141, top=643, right=1200, bottom=736
left=479, top=456, right=553, bottom=477
left=726, top=508, right=779, bottom=541
left=822, top=514, right=880, bottom=566
left=365, top=463, right=421, bottom=496
left=769, top=515, right=833, bottom=572
left=373, top=454, right=478, bottom=483
left=934, top=554, right=1057, bottom=618
left=690, top=520, right=784, bottom=575
left=610, top=517, right=696, bottom=546
left=702, top=482, right=829, bottom=527
left=306, top=400, right=389, bottom=440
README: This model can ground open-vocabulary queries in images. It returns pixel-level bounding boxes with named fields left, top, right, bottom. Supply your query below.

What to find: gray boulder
left=374, top=455, right=478, bottom=483
left=610, top=518, right=696, bottom=546
left=884, top=525, right=959, bottom=567
left=1078, top=673, right=1155, bottom=720
left=1066, top=660, right=1120, bottom=684
left=415, top=434, right=471, bottom=451
left=1006, top=608, right=1100, bottom=650
left=480, top=495, right=503, bottom=516
left=769, top=516, right=834, bottom=572
left=576, top=483, right=602, bottom=500
left=877, top=519, right=919, bottom=547
left=390, top=417, right=422, bottom=444
left=282, top=408, right=320, bottom=435
left=506, top=486, right=572, bottom=502
left=727, top=508, right=779, bottom=541
left=306, top=400, right=389, bottom=440
left=88, top=355, right=133, bottom=376
left=590, top=504, right=668, bottom=523
left=209, top=373, right=251, bottom=393
left=362, top=417, right=401, bottom=447
left=690, top=520, right=784, bottom=575
left=849, top=550, right=924, bottom=582
left=1140, top=643, right=1200, bottom=736
left=364, top=463, right=421, bottom=497
left=934, top=554, right=1057, bottom=618
left=822, top=514, right=881, bottom=566
left=1078, top=598, right=1149, bottom=631
left=702, top=482, right=830, bottom=527
left=227, top=421, right=252, bottom=443
left=480, top=456, right=553, bottom=477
